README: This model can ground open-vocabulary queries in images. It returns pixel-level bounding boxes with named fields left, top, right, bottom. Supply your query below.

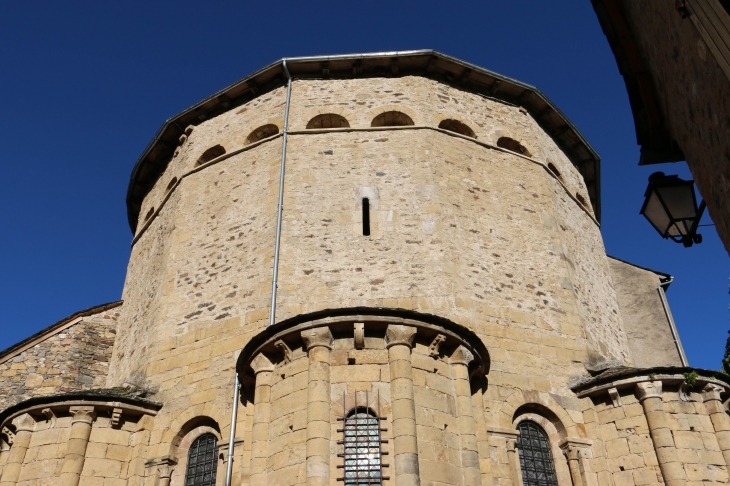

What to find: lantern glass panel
left=656, top=183, right=697, bottom=222
left=643, top=191, right=672, bottom=236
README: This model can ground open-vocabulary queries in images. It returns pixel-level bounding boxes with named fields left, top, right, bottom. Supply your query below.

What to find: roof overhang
left=126, top=50, right=602, bottom=232
left=590, top=1, right=685, bottom=165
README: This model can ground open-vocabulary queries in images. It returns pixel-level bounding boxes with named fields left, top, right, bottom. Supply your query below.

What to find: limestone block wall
left=110, top=75, right=632, bottom=402
left=575, top=370, right=730, bottom=486
left=0, top=395, right=160, bottom=486
left=0, top=303, right=121, bottom=411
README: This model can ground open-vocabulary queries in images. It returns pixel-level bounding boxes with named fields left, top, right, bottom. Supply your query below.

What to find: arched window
left=307, top=113, right=350, bottom=129
left=371, top=111, right=414, bottom=127
left=144, top=207, right=154, bottom=222
left=196, top=145, right=226, bottom=167
left=342, top=407, right=383, bottom=485
left=547, top=162, right=563, bottom=181
left=516, top=421, right=558, bottom=486
left=166, top=177, right=178, bottom=192
left=185, top=433, right=218, bottom=486
left=245, top=124, right=279, bottom=145
left=438, top=119, right=476, bottom=138
left=497, top=137, right=532, bottom=157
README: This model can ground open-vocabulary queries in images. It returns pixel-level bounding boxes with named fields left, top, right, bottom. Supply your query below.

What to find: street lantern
left=640, top=172, right=706, bottom=247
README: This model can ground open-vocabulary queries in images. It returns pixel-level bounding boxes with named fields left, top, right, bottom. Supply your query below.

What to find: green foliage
left=722, top=330, right=730, bottom=375
left=684, top=370, right=699, bottom=387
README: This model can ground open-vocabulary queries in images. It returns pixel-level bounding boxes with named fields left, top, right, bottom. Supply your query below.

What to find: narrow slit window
left=362, top=198, right=371, bottom=236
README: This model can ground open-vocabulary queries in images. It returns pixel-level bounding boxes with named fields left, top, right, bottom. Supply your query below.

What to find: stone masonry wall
left=102, top=75, right=633, bottom=485
left=0, top=306, right=120, bottom=411
left=619, top=0, right=730, bottom=255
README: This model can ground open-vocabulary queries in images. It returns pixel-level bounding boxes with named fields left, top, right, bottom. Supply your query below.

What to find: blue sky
left=0, top=1, right=727, bottom=369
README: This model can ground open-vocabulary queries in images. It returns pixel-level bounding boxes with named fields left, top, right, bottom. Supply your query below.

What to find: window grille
left=516, top=421, right=558, bottom=486
left=337, top=391, right=389, bottom=485
left=185, top=433, right=218, bottom=486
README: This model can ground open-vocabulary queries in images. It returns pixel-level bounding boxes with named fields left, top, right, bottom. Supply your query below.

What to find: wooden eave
left=126, top=50, right=602, bottom=232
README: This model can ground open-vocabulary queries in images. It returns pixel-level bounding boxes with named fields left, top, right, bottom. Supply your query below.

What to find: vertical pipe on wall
left=269, top=60, right=293, bottom=328
left=657, top=277, right=688, bottom=366
left=224, top=374, right=240, bottom=486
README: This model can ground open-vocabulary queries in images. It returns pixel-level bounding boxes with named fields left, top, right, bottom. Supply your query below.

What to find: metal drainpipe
left=658, top=276, right=689, bottom=366
left=269, top=60, right=293, bottom=327
left=224, top=374, right=240, bottom=486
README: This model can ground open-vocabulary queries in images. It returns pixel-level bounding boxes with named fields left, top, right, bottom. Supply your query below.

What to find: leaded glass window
left=517, top=421, right=558, bottom=486
left=185, top=433, right=218, bottom=486
left=341, top=407, right=383, bottom=485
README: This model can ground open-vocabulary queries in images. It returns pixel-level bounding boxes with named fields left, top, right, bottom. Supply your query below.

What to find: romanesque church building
left=0, top=51, right=724, bottom=486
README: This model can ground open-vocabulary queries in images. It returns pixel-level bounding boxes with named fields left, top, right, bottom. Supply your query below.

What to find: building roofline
left=607, top=254, right=673, bottom=286
left=126, top=50, right=602, bottom=232
left=0, top=301, right=123, bottom=365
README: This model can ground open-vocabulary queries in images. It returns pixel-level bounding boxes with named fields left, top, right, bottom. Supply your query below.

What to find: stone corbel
left=250, top=353, right=275, bottom=375
left=607, top=387, right=622, bottom=408
left=274, top=339, right=293, bottom=364
left=110, top=408, right=123, bottom=428
left=354, top=323, right=365, bottom=349
left=635, top=381, right=663, bottom=402
left=450, top=345, right=474, bottom=367
left=1, top=426, right=15, bottom=446
left=428, top=334, right=446, bottom=358
left=41, top=408, right=57, bottom=429
left=300, top=326, right=334, bottom=351
left=384, top=324, right=417, bottom=349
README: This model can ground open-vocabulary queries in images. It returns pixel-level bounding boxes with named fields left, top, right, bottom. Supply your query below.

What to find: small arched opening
left=438, top=119, right=476, bottom=138
left=245, top=124, right=279, bottom=145
left=307, top=114, right=350, bottom=129
left=371, top=111, right=414, bottom=127
left=166, top=177, right=178, bottom=192
left=196, top=145, right=226, bottom=167
left=497, top=137, right=531, bottom=157
left=576, top=193, right=587, bottom=207
left=144, top=207, right=155, bottom=222
left=546, top=162, right=563, bottom=181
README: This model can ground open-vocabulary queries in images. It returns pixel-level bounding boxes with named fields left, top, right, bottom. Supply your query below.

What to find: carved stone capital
left=450, top=345, right=474, bottom=367
left=354, top=323, right=365, bottom=349
left=702, top=383, right=725, bottom=402
left=384, top=325, right=417, bottom=349
left=300, top=326, right=334, bottom=351
left=506, top=437, right=518, bottom=452
left=13, top=412, right=36, bottom=433
left=635, top=381, right=663, bottom=402
left=559, top=438, right=592, bottom=460
left=70, top=406, right=96, bottom=425
left=250, top=353, right=275, bottom=375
